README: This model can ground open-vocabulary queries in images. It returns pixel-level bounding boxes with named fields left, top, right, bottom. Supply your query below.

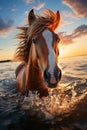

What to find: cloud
left=62, top=0, right=87, bottom=17
left=25, top=0, right=34, bottom=4
left=59, top=24, right=87, bottom=45
left=33, top=3, right=45, bottom=10
left=60, top=11, right=78, bottom=27
left=62, top=11, right=78, bottom=19
left=11, top=5, right=17, bottom=12
left=0, top=7, right=2, bottom=10
left=0, top=48, right=3, bottom=51
left=0, top=17, right=14, bottom=37
left=73, top=25, right=87, bottom=36
left=60, top=18, right=72, bottom=26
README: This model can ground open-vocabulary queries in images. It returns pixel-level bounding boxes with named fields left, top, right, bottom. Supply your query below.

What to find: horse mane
left=15, top=9, right=60, bottom=62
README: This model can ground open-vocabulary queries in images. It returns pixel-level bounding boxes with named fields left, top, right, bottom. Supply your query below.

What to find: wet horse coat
left=15, top=9, right=62, bottom=97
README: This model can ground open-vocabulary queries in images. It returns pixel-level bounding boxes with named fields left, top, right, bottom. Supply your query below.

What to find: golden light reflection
left=0, top=50, right=14, bottom=61
left=59, top=35, right=87, bottom=58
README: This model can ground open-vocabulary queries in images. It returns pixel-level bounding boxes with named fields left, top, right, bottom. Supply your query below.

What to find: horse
left=15, top=9, right=62, bottom=97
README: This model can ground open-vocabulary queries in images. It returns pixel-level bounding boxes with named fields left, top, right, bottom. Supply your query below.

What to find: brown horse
left=15, top=9, right=62, bottom=97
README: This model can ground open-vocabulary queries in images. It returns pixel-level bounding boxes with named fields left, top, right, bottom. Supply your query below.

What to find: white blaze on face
left=42, top=29, right=56, bottom=83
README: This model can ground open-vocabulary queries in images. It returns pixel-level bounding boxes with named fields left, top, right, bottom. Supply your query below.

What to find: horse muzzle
left=43, top=66, right=62, bottom=88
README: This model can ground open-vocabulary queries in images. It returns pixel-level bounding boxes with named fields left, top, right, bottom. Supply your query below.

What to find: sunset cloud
left=60, top=11, right=78, bottom=27
left=60, top=18, right=72, bottom=26
left=62, top=11, right=78, bottom=20
left=62, top=0, right=87, bottom=17
left=59, top=24, right=87, bottom=45
left=0, top=17, right=14, bottom=37
left=0, top=48, right=3, bottom=51
left=33, top=3, right=45, bottom=10
left=25, top=0, right=34, bottom=4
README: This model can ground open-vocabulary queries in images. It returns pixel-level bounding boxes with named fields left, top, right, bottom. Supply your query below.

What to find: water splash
left=0, top=78, right=87, bottom=129
left=21, top=79, right=87, bottom=123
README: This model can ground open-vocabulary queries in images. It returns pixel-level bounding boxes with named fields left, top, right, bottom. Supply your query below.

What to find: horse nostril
left=54, top=66, right=62, bottom=81
left=54, top=66, right=58, bottom=80
left=44, top=69, right=50, bottom=82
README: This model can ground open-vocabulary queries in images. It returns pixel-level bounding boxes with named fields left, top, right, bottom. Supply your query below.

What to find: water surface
left=0, top=55, right=87, bottom=130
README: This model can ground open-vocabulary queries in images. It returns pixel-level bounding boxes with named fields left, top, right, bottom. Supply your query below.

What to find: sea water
left=0, top=55, right=87, bottom=130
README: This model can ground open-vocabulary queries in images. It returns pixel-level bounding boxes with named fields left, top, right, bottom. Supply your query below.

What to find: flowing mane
left=15, top=9, right=60, bottom=62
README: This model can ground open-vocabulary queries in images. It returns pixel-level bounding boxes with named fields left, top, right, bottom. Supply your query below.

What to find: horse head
left=27, top=9, right=62, bottom=88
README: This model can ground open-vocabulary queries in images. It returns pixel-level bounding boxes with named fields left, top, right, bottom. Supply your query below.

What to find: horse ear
left=28, top=9, right=36, bottom=25
left=56, top=10, right=60, bottom=23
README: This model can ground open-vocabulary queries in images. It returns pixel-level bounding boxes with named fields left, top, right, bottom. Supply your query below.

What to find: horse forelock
left=28, top=9, right=59, bottom=37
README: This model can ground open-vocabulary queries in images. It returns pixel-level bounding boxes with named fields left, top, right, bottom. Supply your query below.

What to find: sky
left=0, top=0, right=87, bottom=60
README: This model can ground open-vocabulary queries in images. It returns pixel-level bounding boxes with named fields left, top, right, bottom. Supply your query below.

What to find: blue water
left=0, top=55, right=87, bottom=130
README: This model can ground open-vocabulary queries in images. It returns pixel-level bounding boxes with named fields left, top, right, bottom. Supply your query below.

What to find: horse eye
left=32, top=38, right=38, bottom=44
